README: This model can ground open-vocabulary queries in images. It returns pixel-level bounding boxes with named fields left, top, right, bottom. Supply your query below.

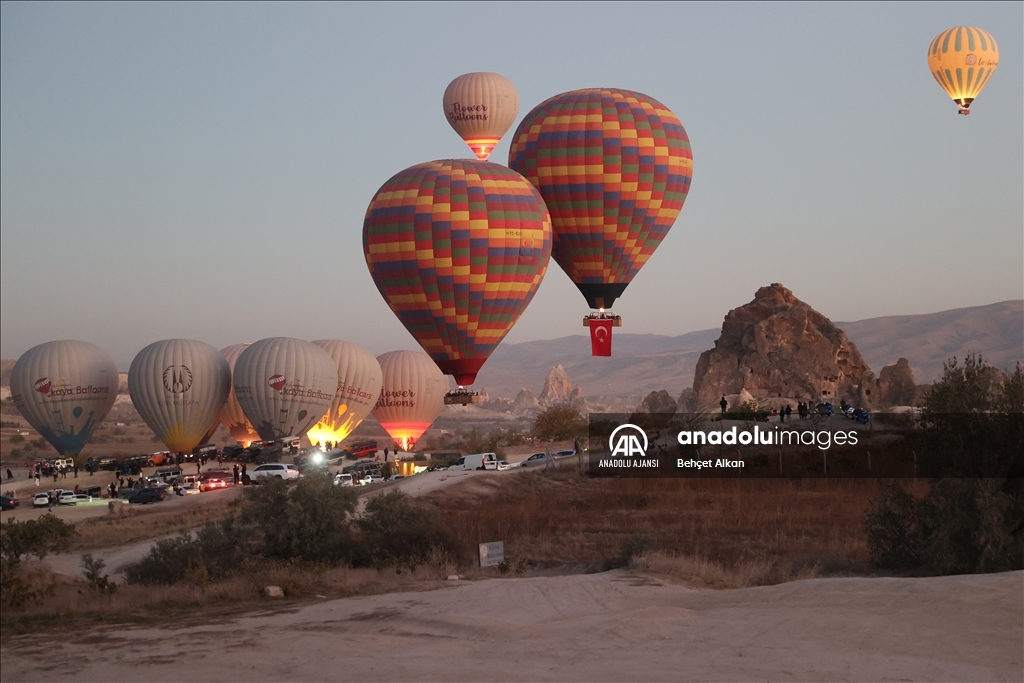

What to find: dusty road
left=2, top=570, right=1021, bottom=682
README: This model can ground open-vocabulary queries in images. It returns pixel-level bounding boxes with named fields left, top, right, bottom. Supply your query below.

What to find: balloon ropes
left=443, top=72, right=519, bottom=161
left=928, top=27, right=998, bottom=115
left=11, top=340, right=119, bottom=456
left=363, top=159, right=552, bottom=402
left=508, top=88, right=692, bottom=356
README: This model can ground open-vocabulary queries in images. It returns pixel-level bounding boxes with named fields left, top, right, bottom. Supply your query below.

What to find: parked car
left=344, top=440, right=378, bottom=458
left=333, top=473, right=354, bottom=487
left=249, top=463, right=301, bottom=482
left=74, top=494, right=93, bottom=503
left=221, top=445, right=245, bottom=460
left=199, top=470, right=233, bottom=491
left=1, top=495, right=19, bottom=511
left=358, top=474, right=384, bottom=486
left=520, top=452, right=554, bottom=468
left=179, top=484, right=201, bottom=495
left=32, top=493, right=50, bottom=508
left=553, top=449, right=576, bottom=458
left=86, top=456, right=118, bottom=471
left=448, top=452, right=498, bottom=471
left=127, top=487, right=166, bottom=504
left=388, top=474, right=405, bottom=481
left=496, top=461, right=513, bottom=471
left=58, top=491, right=77, bottom=505
left=53, top=457, right=75, bottom=470
left=148, top=451, right=173, bottom=466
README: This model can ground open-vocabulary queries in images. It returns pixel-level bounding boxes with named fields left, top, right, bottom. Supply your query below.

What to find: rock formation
left=539, top=364, right=574, bottom=405
left=636, top=390, right=678, bottom=414
left=568, top=385, right=588, bottom=412
left=693, top=283, right=876, bottom=408
left=511, top=388, right=541, bottom=415
left=676, top=388, right=697, bottom=413
left=876, top=358, right=916, bottom=406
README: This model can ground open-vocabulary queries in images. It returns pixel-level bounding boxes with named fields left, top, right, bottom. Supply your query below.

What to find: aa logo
left=609, top=424, right=648, bottom=457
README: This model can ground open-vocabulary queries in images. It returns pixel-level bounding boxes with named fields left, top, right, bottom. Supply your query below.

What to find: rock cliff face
left=511, top=388, right=541, bottom=415
left=539, top=364, right=574, bottom=405
left=876, top=358, right=916, bottom=406
left=636, top=390, right=678, bottom=414
left=693, top=284, right=876, bottom=407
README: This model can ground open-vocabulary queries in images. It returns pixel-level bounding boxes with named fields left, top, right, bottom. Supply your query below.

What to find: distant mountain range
left=473, top=300, right=1023, bottom=399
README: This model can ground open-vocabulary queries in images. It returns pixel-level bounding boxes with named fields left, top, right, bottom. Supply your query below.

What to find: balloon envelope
left=372, top=350, right=445, bottom=451
left=220, top=343, right=260, bottom=447
left=443, top=72, right=519, bottom=161
left=10, top=340, right=119, bottom=456
left=232, top=338, right=338, bottom=441
left=509, top=89, right=692, bottom=309
left=928, top=27, right=999, bottom=114
left=306, top=340, right=383, bottom=447
left=363, top=159, right=552, bottom=386
left=128, top=339, right=232, bottom=454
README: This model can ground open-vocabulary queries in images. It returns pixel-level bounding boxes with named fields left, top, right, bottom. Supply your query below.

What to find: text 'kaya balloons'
left=233, top=338, right=338, bottom=441
left=305, top=340, right=383, bottom=447
left=509, top=89, right=692, bottom=310
left=443, top=72, right=519, bottom=161
left=128, top=339, right=231, bottom=454
left=219, top=343, right=260, bottom=447
left=364, top=159, right=552, bottom=386
left=11, top=341, right=119, bottom=456
left=372, top=350, right=445, bottom=451
left=928, top=27, right=999, bottom=115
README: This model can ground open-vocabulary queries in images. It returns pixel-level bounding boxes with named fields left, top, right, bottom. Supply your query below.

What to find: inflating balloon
left=443, top=72, right=519, bottom=161
left=10, top=340, right=119, bottom=456
left=372, top=350, right=445, bottom=451
left=306, top=340, right=383, bottom=447
left=928, top=26, right=999, bottom=115
left=219, top=343, right=260, bottom=447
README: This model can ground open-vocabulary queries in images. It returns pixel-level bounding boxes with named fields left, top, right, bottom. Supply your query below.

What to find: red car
left=199, top=470, right=233, bottom=491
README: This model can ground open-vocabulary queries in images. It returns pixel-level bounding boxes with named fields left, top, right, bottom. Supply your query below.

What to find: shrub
left=533, top=406, right=587, bottom=442
left=9, top=434, right=24, bottom=444
left=0, top=516, right=77, bottom=563
left=81, top=554, right=117, bottom=594
left=358, top=490, right=458, bottom=570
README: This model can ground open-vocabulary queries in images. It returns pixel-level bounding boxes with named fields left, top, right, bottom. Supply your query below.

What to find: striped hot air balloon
left=509, top=88, right=692, bottom=311
left=363, top=159, right=552, bottom=387
left=928, top=26, right=999, bottom=115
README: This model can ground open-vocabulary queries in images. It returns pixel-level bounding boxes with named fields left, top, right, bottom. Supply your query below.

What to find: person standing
left=785, top=404, right=793, bottom=422
left=720, top=396, right=728, bottom=416
left=232, top=464, right=240, bottom=485
left=5, top=469, right=12, bottom=481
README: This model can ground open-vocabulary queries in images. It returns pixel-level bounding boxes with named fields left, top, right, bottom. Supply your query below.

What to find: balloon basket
left=445, top=389, right=481, bottom=406
left=583, top=313, right=621, bottom=327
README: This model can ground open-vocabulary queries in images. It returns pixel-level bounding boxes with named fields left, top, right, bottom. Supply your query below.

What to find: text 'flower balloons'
left=509, top=88, right=693, bottom=310
left=232, top=338, right=338, bottom=441
left=128, top=339, right=231, bottom=454
left=364, top=159, right=552, bottom=386
left=306, top=340, right=383, bottom=447
left=11, top=340, right=119, bottom=456
left=443, top=72, right=519, bottom=161
left=372, top=350, right=445, bottom=451
left=928, top=26, right=999, bottom=115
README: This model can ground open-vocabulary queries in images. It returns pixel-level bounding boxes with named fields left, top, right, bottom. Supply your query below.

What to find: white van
left=450, top=452, right=498, bottom=471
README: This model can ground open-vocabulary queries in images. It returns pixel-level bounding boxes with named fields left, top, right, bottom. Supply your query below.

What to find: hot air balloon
left=232, top=338, right=338, bottom=441
left=363, top=159, right=552, bottom=390
left=508, top=89, right=693, bottom=324
left=305, top=340, right=383, bottom=448
left=928, top=27, right=999, bottom=115
left=372, top=350, right=445, bottom=452
left=220, top=343, right=260, bottom=447
left=10, top=341, right=119, bottom=456
left=443, top=72, right=519, bottom=161
left=128, top=339, right=232, bottom=455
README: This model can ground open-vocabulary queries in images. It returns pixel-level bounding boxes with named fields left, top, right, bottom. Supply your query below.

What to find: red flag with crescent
left=589, top=319, right=613, bottom=357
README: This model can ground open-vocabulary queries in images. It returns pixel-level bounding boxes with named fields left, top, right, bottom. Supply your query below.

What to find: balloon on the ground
left=363, top=159, right=552, bottom=386
left=128, top=339, right=232, bottom=454
left=232, top=338, right=338, bottom=441
left=443, top=72, right=519, bottom=161
left=10, top=340, right=119, bottom=456
left=372, top=350, right=445, bottom=451
left=219, top=343, right=260, bottom=447
left=509, top=88, right=692, bottom=310
left=928, top=26, right=999, bottom=115
left=306, top=340, right=383, bottom=447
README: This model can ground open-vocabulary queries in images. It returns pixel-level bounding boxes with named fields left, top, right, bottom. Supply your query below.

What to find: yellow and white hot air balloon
left=306, top=340, right=383, bottom=448
left=442, top=72, right=519, bottom=160
left=928, top=26, right=999, bottom=115
left=219, top=343, right=260, bottom=447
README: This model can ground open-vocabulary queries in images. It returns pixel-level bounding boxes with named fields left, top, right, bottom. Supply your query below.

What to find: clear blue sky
left=2, top=2, right=1021, bottom=369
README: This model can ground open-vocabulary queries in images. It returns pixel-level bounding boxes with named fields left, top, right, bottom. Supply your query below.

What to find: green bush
left=357, top=490, right=458, bottom=570
left=0, top=516, right=77, bottom=563
left=533, top=406, right=587, bottom=442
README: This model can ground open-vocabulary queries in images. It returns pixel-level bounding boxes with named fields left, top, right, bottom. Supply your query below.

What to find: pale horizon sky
left=2, top=2, right=1022, bottom=370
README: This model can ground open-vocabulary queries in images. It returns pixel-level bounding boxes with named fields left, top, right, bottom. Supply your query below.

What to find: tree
left=533, top=406, right=587, bottom=442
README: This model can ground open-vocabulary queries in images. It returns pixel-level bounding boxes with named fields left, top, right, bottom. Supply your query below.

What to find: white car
left=58, top=491, right=77, bottom=505
left=496, top=461, right=512, bottom=471
left=358, top=474, right=384, bottom=486
left=520, top=452, right=553, bottom=468
left=333, top=473, right=354, bottom=487
left=75, top=494, right=93, bottom=503
left=249, top=463, right=301, bottom=481
left=554, top=449, right=576, bottom=458
left=32, top=493, right=50, bottom=508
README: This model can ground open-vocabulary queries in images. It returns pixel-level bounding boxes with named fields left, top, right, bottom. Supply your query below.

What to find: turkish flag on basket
left=589, top=318, right=613, bottom=356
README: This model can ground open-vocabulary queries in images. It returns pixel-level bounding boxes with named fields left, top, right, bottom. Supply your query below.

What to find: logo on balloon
left=34, top=377, right=52, bottom=395
left=162, top=365, right=193, bottom=394
left=965, top=53, right=977, bottom=65
left=269, top=374, right=287, bottom=392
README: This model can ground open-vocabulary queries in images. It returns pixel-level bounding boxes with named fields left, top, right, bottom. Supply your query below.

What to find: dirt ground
left=2, top=570, right=1021, bottom=682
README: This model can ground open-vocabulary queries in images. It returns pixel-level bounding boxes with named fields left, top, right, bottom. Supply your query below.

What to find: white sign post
left=478, top=541, right=504, bottom=567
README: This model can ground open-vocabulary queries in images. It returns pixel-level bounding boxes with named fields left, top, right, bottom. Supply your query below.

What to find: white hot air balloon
left=10, top=340, right=119, bottom=456
left=442, top=72, right=519, bottom=161
left=233, top=338, right=338, bottom=441
left=128, top=339, right=232, bottom=455
left=372, top=350, right=445, bottom=451
left=306, top=340, right=383, bottom=448
left=220, top=343, right=260, bottom=447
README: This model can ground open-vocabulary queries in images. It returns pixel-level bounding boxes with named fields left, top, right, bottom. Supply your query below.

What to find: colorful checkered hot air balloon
left=928, top=27, right=999, bottom=115
left=508, top=88, right=693, bottom=312
left=363, top=159, right=552, bottom=387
